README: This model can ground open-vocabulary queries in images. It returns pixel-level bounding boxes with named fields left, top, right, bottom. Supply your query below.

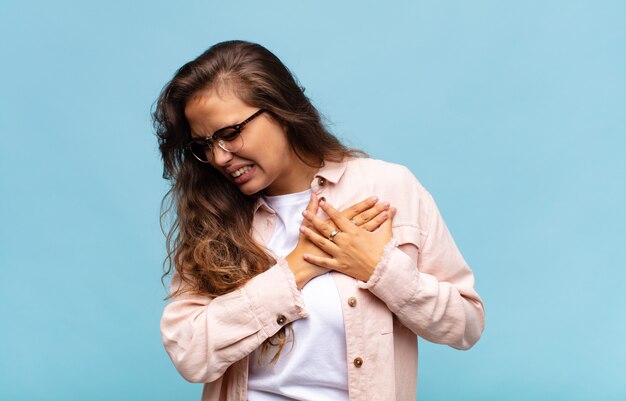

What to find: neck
left=264, top=154, right=321, bottom=196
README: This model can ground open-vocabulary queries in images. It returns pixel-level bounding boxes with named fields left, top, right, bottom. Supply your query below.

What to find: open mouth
left=230, top=164, right=256, bottom=185
left=231, top=165, right=253, bottom=178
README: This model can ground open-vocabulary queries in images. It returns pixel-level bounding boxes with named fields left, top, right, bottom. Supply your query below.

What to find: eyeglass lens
left=189, top=128, right=243, bottom=162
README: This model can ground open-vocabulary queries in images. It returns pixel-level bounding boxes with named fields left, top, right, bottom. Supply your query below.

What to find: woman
left=155, top=40, right=484, bottom=401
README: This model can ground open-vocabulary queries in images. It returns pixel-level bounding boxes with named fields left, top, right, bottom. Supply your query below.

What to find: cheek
left=254, top=137, right=288, bottom=162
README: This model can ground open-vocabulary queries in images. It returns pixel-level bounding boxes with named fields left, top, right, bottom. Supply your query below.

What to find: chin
left=237, top=181, right=267, bottom=196
left=239, top=187, right=259, bottom=196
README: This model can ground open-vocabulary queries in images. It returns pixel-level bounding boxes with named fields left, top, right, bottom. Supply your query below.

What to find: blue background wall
left=1, top=1, right=625, bottom=400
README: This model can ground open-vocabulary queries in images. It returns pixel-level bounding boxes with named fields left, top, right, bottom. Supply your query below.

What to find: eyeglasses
left=185, top=109, right=266, bottom=163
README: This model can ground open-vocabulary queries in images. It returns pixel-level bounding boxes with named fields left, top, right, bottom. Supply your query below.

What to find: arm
left=160, top=259, right=307, bottom=383
left=360, top=192, right=484, bottom=350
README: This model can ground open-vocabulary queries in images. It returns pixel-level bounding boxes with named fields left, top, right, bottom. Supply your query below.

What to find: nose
left=210, top=146, right=234, bottom=166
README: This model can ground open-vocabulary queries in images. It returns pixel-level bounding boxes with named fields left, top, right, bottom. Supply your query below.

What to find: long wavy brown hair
left=153, top=40, right=361, bottom=362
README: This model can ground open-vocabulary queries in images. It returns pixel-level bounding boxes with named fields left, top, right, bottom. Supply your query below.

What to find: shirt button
left=353, top=357, right=363, bottom=368
left=347, top=297, right=357, bottom=307
left=317, top=177, right=326, bottom=186
left=276, top=315, right=286, bottom=325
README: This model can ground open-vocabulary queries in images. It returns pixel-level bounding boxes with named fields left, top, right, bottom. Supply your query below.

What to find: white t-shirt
left=247, top=189, right=349, bottom=401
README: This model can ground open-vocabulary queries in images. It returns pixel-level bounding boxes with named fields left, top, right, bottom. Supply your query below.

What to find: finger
left=303, top=253, right=340, bottom=270
left=303, top=208, right=336, bottom=237
left=301, top=193, right=320, bottom=228
left=305, top=192, right=320, bottom=214
left=318, top=199, right=354, bottom=233
left=353, top=201, right=390, bottom=226
left=379, top=207, right=397, bottom=235
left=360, top=210, right=390, bottom=232
left=299, top=225, right=340, bottom=254
left=340, top=196, right=378, bottom=219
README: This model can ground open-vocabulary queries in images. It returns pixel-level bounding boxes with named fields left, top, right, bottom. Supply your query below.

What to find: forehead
left=184, top=88, right=255, bottom=136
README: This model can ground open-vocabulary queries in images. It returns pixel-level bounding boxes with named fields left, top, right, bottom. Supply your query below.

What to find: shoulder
left=342, top=157, right=429, bottom=197
left=344, top=157, right=408, bottom=175
left=339, top=157, right=433, bottom=235
left=321, top=157, right=436, bottom=248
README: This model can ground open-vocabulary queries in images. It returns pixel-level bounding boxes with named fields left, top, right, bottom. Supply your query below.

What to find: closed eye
left=215, top=127, right=241, bottom=142
left=188, top=138, right=211, bottom=148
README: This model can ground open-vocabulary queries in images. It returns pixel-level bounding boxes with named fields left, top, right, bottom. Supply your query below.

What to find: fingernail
left=370, top=196, right=378, bottom=202
left=302, top=210, right=308, bottom=217
left=381, top=201, right=390, bottom=208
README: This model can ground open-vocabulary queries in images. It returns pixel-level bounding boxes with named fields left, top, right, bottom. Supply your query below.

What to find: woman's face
left=184, top=88, right=310, bottom=196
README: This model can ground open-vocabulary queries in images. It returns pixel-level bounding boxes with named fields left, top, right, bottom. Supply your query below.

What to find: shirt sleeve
left=160, top=258, right=307, bottom=383
left=359, top=177, right=485, bottom=350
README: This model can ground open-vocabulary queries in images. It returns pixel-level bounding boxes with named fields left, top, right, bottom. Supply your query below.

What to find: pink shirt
left=160, top=157, right=485, bottom=401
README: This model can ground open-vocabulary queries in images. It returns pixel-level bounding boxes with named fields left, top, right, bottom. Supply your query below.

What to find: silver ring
left=328, top=229, right=339, bottom=242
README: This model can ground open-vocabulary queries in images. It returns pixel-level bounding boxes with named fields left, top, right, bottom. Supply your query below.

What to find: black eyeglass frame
left=185, top=109, right=266, bottom=163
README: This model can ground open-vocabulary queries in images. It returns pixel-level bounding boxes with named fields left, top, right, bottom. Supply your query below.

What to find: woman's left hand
left=300, top=198, right=396, bottom=282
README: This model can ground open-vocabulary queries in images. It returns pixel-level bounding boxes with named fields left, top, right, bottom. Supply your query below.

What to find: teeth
left=231, top=165, right=252, bottom=178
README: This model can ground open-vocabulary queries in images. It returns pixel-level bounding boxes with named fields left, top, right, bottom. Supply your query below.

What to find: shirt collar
left=254, top=197, right=273, bottom=214
left=314, top=158, right=348, bottom=184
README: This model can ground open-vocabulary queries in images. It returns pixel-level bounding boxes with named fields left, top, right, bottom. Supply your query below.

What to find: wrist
left=285, top=253, right=306, bottom=289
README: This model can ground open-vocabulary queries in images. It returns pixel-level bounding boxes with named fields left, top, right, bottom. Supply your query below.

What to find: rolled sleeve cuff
left=358, top=239, right=421, bottom=310
left=243, top=259, right=308, bottom=338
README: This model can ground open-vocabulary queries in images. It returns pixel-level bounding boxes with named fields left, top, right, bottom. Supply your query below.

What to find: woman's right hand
left=286, top=193, right=390, bottom=289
